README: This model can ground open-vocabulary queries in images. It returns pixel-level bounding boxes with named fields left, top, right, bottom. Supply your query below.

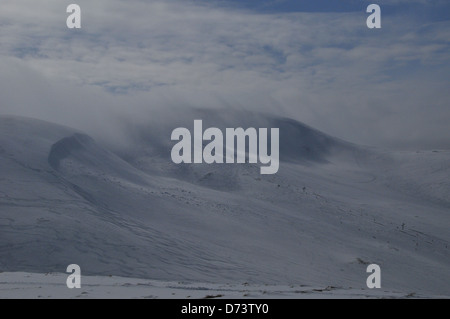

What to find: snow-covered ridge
left=0, top=114, right=449, bottom=297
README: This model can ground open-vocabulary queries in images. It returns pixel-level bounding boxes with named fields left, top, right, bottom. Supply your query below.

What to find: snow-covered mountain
left=0, top=114, right=449, bottom=296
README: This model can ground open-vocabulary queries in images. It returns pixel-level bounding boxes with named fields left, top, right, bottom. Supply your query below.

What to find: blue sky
left=0, top=0, right=449, bottom=149
left=199, top=0, right=450, bottom=21
left=201, top=0, right=450, bottom=15
left=204, top=0, right=371, bottom=12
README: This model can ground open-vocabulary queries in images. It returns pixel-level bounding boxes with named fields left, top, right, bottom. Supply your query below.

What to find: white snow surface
left=0, top=272, right=442, bottom=299
left=0, top=114, right=449, bottom=298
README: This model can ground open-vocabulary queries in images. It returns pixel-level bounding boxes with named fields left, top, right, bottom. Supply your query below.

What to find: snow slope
left=0, top=114, right=449, bottom=297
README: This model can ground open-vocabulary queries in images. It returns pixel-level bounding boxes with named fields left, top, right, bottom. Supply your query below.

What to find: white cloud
left=0, top=0, right=449, bottom=148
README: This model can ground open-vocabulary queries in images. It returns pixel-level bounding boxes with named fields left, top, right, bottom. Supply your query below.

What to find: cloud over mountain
left=0, top=0, right=449, bottom=149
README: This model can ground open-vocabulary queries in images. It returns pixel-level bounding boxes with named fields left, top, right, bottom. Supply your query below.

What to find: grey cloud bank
left=0, top=0, right=449, bottom=149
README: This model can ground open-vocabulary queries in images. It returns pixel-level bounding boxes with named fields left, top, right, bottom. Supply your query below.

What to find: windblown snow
left=0, top=114, right=449, bottom=298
